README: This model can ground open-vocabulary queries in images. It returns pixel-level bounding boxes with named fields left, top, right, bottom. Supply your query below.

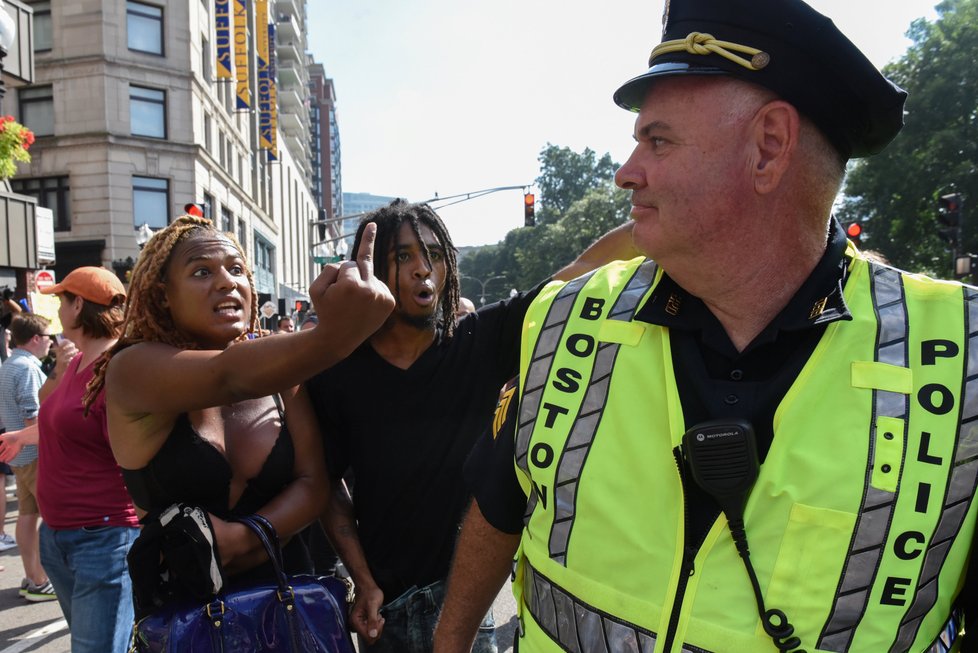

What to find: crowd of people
left=0, top=0, right=975, bottom=652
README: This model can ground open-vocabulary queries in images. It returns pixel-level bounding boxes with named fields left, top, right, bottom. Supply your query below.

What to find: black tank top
left=121, top=408, right=313, bottom=610
left=121, top=412, right=295, bottom=518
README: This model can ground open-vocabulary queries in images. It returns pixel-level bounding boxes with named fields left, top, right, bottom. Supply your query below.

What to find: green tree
left=535, top=143, right=618, bottom=224
left=838, top=0, right=978, bottom=276
left=512, top=183, right=631, bottom=287
left=459, top=145, right=627, bottom=300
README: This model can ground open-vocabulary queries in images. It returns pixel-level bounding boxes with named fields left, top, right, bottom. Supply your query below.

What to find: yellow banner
left=234, top=0, right=251, bottom=109
left=257, top=0, right=273, bottom=151
left=215, top=0, right=233, bottom=79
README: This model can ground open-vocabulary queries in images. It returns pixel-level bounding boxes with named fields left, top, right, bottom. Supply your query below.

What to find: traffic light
left=845, top=221, right=863, bottom=244
left=938, top=193, right=963, bottom=245
left=295, top=300, right=310, bottom=313
left=184, top=202, right=206, bottom=218
left=524, top=193, right=535, bottom=227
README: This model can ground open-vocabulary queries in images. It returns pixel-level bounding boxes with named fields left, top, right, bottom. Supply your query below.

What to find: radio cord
left=727, top=517, right=806, bottom=653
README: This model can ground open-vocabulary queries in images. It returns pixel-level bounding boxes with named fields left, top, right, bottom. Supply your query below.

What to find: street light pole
left=461, top=274, right=507, bottom=306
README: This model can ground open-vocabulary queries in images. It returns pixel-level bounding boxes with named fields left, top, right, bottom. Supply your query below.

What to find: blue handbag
left=129, top=515, right=355, bottom=652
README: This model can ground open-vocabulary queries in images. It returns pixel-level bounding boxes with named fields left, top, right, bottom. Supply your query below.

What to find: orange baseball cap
left=40, top=266, right=126, bottom=306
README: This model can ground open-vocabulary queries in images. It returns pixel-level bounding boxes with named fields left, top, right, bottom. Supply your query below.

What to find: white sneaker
left=0, top=533, right=15, bottom=551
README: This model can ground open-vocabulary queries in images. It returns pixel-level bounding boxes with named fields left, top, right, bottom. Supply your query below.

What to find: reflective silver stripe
left=548, top=261, right=658, bottom=563
left=516, top=270, right=598, bottom=481
left=516, top=262, right=657, bottom=534
left=923, top=606, right=964, bottom=653
left=819, top=263, right=908, bottom=652
left=890, top=288, right=978, bottom=653
left=524, top=563, right=661, bottom=653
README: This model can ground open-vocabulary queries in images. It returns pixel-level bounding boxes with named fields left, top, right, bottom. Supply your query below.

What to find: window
left=130, top=85, right=166, bottom=138
left=254, top=233, right=274, bottom=276
left=127, top=1, right=163, bottom=55
left=33, top=2, right=52, bottom=52
left=220, top=206, right=232, bottom=232
left=218, top=131, right=226, bottom=167
left=203, top=113, right=212, bottom=153
left=10, top=176, right=71, bottom=231
left=202, top=192, right=214, bottom=220
left=18, top=86, right=54, bottom=137
left=132, top=176, right=169, bottom=229
left=237, top=219, right=247, bottom=255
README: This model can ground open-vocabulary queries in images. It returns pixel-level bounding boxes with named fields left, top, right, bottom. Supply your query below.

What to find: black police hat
left=613, top=0, right=907, bottom=159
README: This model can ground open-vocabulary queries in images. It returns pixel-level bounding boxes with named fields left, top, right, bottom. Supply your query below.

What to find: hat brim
left=38, top=283, right=64, bottom=295
left=613, top=62, right=730, bottom=112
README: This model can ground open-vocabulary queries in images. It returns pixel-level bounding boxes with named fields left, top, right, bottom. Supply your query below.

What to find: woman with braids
left=82, top=214, right=393, bottom=627
left=304, top=199, right=639, bottom=653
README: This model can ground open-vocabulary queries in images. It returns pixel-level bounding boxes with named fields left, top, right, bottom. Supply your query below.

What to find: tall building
left=340, top=191, right=396, bottom=249
left=307, top=63, right=340, bottom=223
left=8, top=0, right=341, bottom=311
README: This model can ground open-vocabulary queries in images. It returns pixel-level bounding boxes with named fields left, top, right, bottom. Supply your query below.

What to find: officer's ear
left=749, top=99, right=798, bottom=195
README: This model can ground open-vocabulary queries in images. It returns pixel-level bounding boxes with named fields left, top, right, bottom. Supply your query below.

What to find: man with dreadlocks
left=83, top=214, right=393, bottom=634
left=305, top=199, right=638, bottom=653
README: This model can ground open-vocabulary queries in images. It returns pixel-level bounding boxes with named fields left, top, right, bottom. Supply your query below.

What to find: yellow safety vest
left=512, top=251, right=973, bottom=653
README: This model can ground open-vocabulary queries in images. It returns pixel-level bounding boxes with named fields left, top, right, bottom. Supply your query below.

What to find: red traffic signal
left=845, top=222, right=862, bottom=239
left=184, top=202, right=205, bottom=218
left=524, top=193, right=536, bottom=227
left=939, top=193, right=961, bottom=217
left=937, top=193, right=964, bottom=245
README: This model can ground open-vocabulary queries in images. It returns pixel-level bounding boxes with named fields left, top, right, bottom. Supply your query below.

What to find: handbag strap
left=235, top=515, right=290, bottom=591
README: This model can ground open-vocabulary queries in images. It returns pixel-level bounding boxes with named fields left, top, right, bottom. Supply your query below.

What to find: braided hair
left=352, top=199, right=460, bottom=338
left=83, top=215, right=259, bottom=410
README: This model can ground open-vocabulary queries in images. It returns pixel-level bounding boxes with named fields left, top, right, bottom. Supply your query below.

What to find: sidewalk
left=0, top=480, right=69, bottom=653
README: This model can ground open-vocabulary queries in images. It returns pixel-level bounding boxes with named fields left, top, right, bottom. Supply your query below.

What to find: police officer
left=434, top=0, right=974, bottom=651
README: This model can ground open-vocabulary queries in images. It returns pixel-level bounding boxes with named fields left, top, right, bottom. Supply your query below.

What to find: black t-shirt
left=306, top=284, right=545, bottom=600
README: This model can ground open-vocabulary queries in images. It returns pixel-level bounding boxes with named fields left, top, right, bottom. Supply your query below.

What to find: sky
left=305, top=1, right=940, bottom=247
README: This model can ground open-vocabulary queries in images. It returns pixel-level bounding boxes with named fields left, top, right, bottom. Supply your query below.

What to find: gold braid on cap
left=649, top=32, right=770, bottom=70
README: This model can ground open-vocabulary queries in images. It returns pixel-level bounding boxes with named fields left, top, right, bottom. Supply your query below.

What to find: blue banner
left=215, top=0, right=232, bottom=79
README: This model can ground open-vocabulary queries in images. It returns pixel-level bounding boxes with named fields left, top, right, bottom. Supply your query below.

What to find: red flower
left=0, top=117, right=34, bottom=178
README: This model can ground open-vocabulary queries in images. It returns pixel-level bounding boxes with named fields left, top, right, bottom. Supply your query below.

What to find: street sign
left=36, top=207, right=56, bottom=264
left=35, top=269, right=56, bottom=291
left=260, top=301, right=277, bottom=319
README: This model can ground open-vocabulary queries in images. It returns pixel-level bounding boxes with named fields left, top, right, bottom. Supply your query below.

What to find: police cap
left=613, top=0, right=908, bottom=159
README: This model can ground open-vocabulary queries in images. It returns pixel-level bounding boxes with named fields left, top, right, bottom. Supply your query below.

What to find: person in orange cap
left=1, top=267, right=134, bottom=649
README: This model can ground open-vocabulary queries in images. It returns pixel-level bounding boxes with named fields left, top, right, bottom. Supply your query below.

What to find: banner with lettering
left=267, top=22, right=278, bottom=160
left=234, top=0, right=251, bottom=109
left=257, top=0, right=273, bottom=152
left=215, top=0, right=233, bottom=79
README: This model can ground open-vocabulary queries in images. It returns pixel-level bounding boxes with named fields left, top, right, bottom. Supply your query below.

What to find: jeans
left=360, top=579, right=498, bottom=653
left=39, top=523, right=139, bottom=653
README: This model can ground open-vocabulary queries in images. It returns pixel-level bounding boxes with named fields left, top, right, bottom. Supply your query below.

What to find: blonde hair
left=83, top=215, right=259, bottom=410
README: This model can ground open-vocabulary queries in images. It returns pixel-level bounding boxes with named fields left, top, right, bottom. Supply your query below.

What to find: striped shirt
left=0, top=348, right=45, bottom=467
